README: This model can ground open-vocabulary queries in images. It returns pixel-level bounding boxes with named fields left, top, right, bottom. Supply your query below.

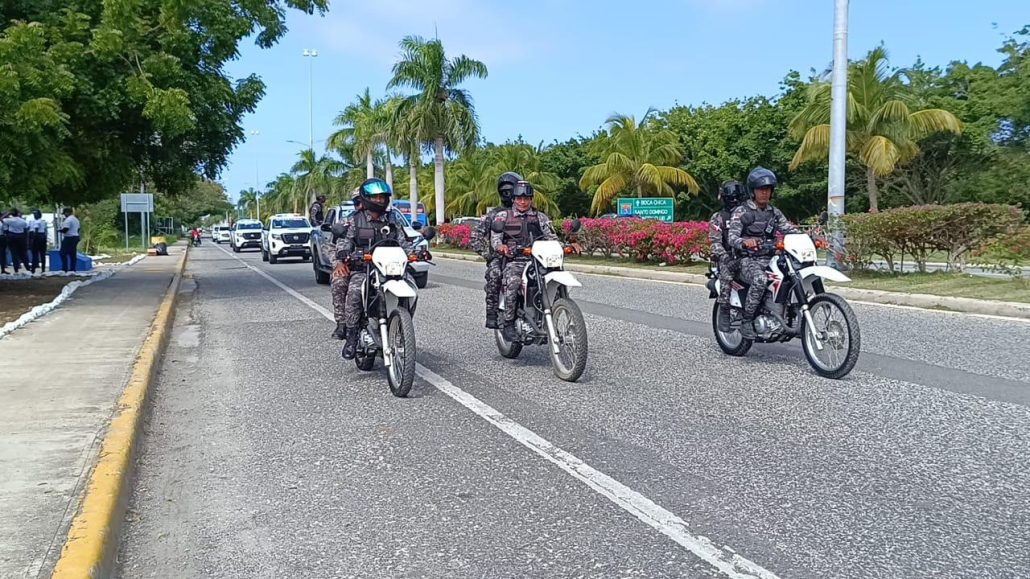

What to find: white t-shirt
left=27, top=216, right=47, bottom=235
left=3, top=216, right=28, bottom=234
left=63, top=215, right=81, bottom=237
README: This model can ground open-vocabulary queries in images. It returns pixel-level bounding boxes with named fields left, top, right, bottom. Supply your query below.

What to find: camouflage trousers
left=500, top=259, right=529, bottom=323
left=716, top=256, right=740, bottom=305
left=740, top=257, right=771, bottom=317
left=344, top=272, right=367, bottom=327
left=484, top=257, right=503, bottom=314
left=331, top=270, right=350, bottom=324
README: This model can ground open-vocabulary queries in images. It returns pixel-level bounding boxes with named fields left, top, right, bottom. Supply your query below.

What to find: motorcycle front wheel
left=549, top=298, right=588, bottom=382
left=801, top=293, right=861, bottom=379
left=386, top=309, right=417, bottom=397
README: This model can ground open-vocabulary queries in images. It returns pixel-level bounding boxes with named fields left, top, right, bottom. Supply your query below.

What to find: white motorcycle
left=491, top=219, right=588, bottom=382
left=352, top=228, right=435, bottom=397
left=706, top=233, right=861, bottom=379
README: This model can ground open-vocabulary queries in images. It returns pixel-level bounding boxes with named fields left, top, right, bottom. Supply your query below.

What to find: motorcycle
left=191, top=234, right=202, bottom=247
left=706, top=233, right=861, bottom=379
left=351, top=226, right=436, bottom=397
left=490, top=219, right=588, bottom=382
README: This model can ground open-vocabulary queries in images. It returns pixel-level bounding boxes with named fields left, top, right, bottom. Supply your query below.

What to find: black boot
left=739, top=315, right=756, bottom=340
left=485, top=310, right=498, bottom=329
left=342, top=327, right=358, bottom=359
left=717, top=305, right=732, bottom=332
left=331, top=322, right=347, bottom=339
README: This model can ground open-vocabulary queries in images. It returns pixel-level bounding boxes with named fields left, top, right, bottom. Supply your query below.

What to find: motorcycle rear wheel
left=711, top=302, right=752, bottom=356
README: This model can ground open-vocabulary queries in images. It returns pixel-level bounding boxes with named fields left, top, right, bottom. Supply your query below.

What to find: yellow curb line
left=50, top=246, right=190, bottom=579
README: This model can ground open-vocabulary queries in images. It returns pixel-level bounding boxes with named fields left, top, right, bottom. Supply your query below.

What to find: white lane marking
left=213, top=244, right=779, bottom=579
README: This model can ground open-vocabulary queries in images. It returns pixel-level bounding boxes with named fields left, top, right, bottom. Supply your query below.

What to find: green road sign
left=616, top=197, right=674, bottom=222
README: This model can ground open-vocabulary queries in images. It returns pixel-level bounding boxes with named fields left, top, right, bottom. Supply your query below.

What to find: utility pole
left=827, top=0, right=849, bottom=269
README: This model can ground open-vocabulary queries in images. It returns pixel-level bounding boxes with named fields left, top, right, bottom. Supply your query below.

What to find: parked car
left=452, top=216, right=482, bottom=228
left=310, top=203, right=432, bottom=288
left=261, top=214, right=312, bottom=264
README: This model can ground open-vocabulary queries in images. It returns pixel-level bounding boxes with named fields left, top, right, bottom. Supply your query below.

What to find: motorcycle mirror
left=490, top=219, right=505, bottom=234
left=570, top=219, right=583, bottom=233
left=411, top=221, right=422, bottom=230
left=422, top=226, right=436, bottom=241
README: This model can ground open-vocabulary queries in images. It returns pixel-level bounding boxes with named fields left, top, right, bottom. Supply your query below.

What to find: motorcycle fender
left=799, top=265, right=851, bottom=283
left=382, top=279, right=417, bottom=298
left=544, top=270, right=582, bottom=288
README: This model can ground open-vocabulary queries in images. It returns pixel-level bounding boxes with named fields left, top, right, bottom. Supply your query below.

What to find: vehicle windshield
left=237, top=222, right=261, bottom=230
left=272, top=218, right=309, bottom=229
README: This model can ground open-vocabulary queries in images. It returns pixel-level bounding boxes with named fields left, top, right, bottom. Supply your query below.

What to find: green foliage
left=0, top=0, right=328, bottom=206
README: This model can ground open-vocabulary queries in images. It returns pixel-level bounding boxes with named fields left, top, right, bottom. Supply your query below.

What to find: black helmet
left=497, top=172, right=522, bottom=208
left=359, top=178, right=392, bottom=214
left=512, top=181, right=534, bottom=199
left=718, top=181, right=746, bottom=211
left=746, top=167, right=778, bottom=197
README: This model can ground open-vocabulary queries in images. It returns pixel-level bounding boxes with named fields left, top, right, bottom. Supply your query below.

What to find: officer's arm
left=708, top=214, right=726, bottom=259
left=539, top=214, right=559, bottom=241
left=490, top=211, right=507, bottom=251
left=727, top=208, right=746, bottom=250
left=338, top=218, right=357, bottom=259
left=775, top=209, right=800, bottom=234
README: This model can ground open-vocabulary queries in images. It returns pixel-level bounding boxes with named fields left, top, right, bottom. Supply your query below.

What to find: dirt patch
left=0, top=277, right=90, bottom=325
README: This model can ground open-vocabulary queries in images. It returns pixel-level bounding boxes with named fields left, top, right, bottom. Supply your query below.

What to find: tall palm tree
left=446, top=150, right=496, bottom=217
left=489, top=143, right=561, bottom=216
left=388, top=35, right=488, bottom=226
left=789, top=46, right=962, bottom=212
left=237, top=188, right=258, bottom=218
left=329, top=88, right=378, bottom=179
left=290, top=149, right=345, bottom=213
left=388, top=100, right=423, bottom=215
left=579, top=110, right=699, bottom=215
left=375, top=96, right=404, bottom=190
left=264, top=173, right=296, bottom=215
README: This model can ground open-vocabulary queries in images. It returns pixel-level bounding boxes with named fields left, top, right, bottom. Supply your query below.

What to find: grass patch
left=834, top=270, right=1030, bottom=303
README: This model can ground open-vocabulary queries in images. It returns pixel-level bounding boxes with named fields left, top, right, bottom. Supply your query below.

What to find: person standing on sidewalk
left=2, top=209, right=31, bottom=273
left=59, top=207, right=81, bottom=272
left=26, top=209, right=48, bottom=273
left=0, top=210, right=9, bottom=274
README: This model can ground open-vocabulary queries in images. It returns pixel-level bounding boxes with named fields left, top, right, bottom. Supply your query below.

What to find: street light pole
left=302, top=49, right=318, bottom=152
left=827, top=0, right=849, bottom=268
left=250, top=129, right=260, bottom=220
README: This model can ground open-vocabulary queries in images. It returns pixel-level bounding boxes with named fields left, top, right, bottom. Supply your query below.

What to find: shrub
left=437, top=223, right=472, bottom=249
left=560, top=218, right=710, bottom=264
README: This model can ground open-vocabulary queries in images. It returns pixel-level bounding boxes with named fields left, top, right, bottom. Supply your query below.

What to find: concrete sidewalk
left=0, top=244, right=185, bottom=579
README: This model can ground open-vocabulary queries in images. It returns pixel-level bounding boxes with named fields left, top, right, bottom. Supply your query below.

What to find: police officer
left=27, top=209, right=47, bottom=273
left=471, top=172, right=520, bottom=329
left=2, top=209, right=30, bottom=273
left=709, top=181, right=747, bottom=332
left=490, top=181, right=559, bottom=341
left=728, top=167, right=799, bottom=339
left=340, top=179, right=413, bottom=359
left=309, top=193, right=327, bottom=226
left=330, top=189, right=361, bottom=339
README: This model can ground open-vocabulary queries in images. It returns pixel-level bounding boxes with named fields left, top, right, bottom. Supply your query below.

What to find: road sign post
left=616, top=197, right=675, bottom=222
left=121, top=193, right=155, bottom=251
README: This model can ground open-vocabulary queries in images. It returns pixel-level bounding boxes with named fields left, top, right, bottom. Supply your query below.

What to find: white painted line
left=213, top=244, right=779, bottom=579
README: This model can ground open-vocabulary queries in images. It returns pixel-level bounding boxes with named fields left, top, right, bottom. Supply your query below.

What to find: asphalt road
left=118, top=243, right=1030, bottom=578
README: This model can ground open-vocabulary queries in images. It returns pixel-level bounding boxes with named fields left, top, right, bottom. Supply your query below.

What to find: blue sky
left=220, top=0, right=1030, bottom=201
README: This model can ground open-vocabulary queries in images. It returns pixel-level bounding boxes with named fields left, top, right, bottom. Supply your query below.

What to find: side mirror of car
left=570, top=219, right=583, bottom=233
left=490, top=219, right=505, bottom=234
left=411, top=221, right=422, bottom=230
left=320, top=223, right=332, bottom=232
left=422, top=226, right=436, bottom=241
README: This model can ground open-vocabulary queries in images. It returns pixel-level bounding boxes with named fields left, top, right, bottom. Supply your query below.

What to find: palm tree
left=290, top=149, right=345, bottom=213
left=388, top=100, right=423, bottom=216
left=237, top=188, right=258, bottom=218
left=375, top=96, right=404, bottom=190
left=446, top=150, right=496, bottom=217
left=579, top=110, right=699, bottom=215
left=789, top=46, right=962, bottom=212
left=329, top=88, right=378, bottom=179
left=489, top=143, right=561, bottom=217
left=264, top=173, right=296, bottom=215
left=388, top=35, right=488, bottom=226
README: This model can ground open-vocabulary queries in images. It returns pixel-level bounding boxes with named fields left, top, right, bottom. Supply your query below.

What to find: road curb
left=433, top=251, right=1030, bottom=320
left=50, top=246, right=190, bottom=579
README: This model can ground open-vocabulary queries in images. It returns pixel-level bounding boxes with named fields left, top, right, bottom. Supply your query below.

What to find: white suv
left=231, top=219, right=263, bottom=252
left=262, top=214, right=313, bottom=264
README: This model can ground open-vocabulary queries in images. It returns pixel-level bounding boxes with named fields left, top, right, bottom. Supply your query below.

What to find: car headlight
left=271, top=233, right=281, bottom=240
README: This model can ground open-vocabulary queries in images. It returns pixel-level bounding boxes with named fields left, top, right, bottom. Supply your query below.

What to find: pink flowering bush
left=437, top=223, right=473, bottom=249
left=560, top=218, right=710, bottom=264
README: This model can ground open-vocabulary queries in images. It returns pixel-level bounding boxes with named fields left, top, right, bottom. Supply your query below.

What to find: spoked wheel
left=386, top=309, right=417, bottom=397
left=801, top=293, right=861, bottom=379
left=549, top=298, right=588, bottom=382
left=711, top=302, right=752, bottom=356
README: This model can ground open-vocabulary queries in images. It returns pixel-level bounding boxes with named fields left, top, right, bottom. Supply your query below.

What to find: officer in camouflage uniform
left=490, top=181, right=559, bottom=341
left=330, top=189, right=362, bottom=339
left=309, top=194, right=327, bottom=226
left=340, top=178, right=413, bottom=359
left=470, top=172, right=521, bottom=329
left=728, top=167, right=799, bottom=339
left=708, top=180, right=747, bottom=332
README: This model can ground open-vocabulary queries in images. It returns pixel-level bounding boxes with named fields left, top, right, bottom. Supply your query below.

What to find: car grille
left=282, top=232, right=309, bottom=243
left=243, top=232, right=260, bottom=240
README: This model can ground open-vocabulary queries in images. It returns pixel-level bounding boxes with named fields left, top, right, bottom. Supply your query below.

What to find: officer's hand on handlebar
left=743, top=239, right=759, bottom=250
left=499, top=245, right=512, bottom=257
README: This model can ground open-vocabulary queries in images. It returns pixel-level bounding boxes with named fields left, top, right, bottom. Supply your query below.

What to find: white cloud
left=312, top=0, right=553, bottom=67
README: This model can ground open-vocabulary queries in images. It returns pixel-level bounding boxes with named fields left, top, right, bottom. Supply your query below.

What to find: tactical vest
left=353, top=214, right=393, bottom=249
left=742, top=207, right=777, bottom=240
left=503, top=211, right=542, bottom=245
left=719, top=210, right=733, bottom=248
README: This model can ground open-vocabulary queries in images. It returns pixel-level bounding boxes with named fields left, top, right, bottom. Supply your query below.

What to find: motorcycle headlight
left=797, top=248, right=816, bottom=263
left=384, top=262, right=406, bottom=276
left=541, top=254, right=563, bottom=268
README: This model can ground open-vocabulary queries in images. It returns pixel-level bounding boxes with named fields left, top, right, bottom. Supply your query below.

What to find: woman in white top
left=59, top=207, right=81, bottom=272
